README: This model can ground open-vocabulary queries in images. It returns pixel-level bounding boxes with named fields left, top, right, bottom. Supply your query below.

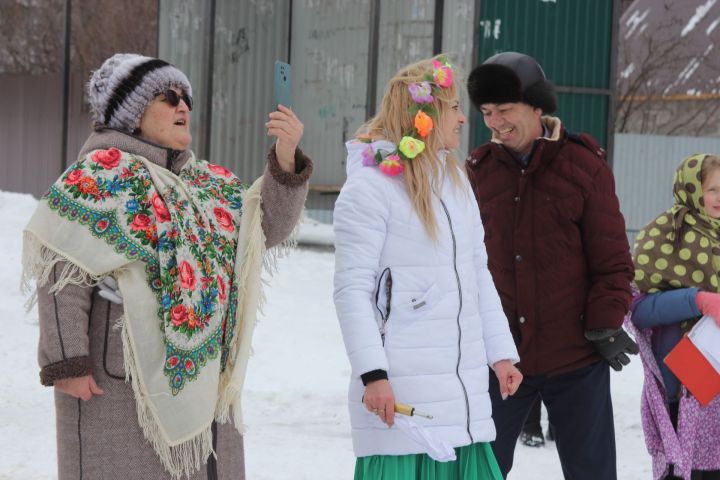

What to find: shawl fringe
left=121, top=317, right=214, bottom=479
left=21, top=232, right=118, bottom=310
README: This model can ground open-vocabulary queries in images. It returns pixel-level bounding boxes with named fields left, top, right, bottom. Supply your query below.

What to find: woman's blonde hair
left=358, top=55, right=463, bottom=239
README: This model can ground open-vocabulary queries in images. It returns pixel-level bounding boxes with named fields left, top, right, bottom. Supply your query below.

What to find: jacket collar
left=78, top=128, right=193, bottom=174
left=487, top=116, right=566, bottom=173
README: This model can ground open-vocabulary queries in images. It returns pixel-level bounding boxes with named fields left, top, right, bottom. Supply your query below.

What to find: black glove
left=584, top=328, right=639, bottom=372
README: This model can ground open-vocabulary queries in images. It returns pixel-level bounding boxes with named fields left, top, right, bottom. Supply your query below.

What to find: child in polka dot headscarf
left=629, top=153, right=720, bottom=478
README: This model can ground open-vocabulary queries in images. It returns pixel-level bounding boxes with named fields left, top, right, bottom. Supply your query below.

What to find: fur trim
left=39, top=356, right=94, bottom=386
left=266, top=145, right=314, bottom=187
left=467, top=63, right=523, bottom=108
left=524, top=79, right=557, bottom=114
left=468, top=54, right=557, bottom=113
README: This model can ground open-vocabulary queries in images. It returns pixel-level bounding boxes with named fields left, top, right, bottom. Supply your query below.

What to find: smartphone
left=273, top=61, right=292, bottom=109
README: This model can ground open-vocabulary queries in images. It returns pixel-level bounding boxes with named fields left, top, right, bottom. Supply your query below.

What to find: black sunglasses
left=159, top=89, right=193, bottom=111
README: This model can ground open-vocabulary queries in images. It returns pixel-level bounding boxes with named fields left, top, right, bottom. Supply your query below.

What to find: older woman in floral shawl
left=22, top=53, right=312, bottom=479
left=629, top=153, right=720, bottom=480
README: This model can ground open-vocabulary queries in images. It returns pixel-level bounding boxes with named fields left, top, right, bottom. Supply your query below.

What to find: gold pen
left=395, top=403, right=433, bottom=419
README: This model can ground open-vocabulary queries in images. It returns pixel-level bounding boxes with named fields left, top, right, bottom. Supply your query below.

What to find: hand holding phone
left=273, top=61, right=292, bottom=109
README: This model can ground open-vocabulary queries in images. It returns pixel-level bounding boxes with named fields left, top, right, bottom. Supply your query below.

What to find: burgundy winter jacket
left=466, top=117, right=634, bottom=376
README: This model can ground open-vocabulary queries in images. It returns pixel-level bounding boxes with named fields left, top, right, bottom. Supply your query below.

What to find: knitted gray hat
left=87, top=53, right=193, bottom=133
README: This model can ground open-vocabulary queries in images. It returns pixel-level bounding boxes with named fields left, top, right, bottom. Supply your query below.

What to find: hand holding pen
left=395, top=403, right=433, bottom=419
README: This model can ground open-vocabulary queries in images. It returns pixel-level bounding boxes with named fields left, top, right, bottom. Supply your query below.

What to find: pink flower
left=408, top=82, right=434, bottom=103
left=92, top=148, right=122, bottom=169
left=151, top=192, right=171, bottom=223
left=361, top=145, right=377, bottom=167
left=171, top=304, right=188, bottom=327
left=217, top=275, right=227, bottom=303
left=379, top=154, right=404, bottom=176
left=213, top=207, right=234, bottom=232
left=64, top=169, right=84, bottom=185
left=207, top=163, right=232, bottom=177
left=431, top=60, right=453, bottom=88
left=130, top=213, right=152, bottom=232
left=179, top=260, right=196, bottom=291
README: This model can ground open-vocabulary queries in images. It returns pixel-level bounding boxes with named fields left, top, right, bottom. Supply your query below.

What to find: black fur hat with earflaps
left=467, top=51, right=557, bottom=113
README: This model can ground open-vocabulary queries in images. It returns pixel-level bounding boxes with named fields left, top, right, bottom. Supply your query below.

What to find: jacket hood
left=345, top=138, right=397, bottom=177
left=345, top=138, right=450, bottom=179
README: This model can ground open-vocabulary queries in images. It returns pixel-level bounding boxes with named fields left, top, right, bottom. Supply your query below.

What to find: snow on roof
left=620, top=0, right=720, bottom=98
left=681, top=0, right=717, bottom=37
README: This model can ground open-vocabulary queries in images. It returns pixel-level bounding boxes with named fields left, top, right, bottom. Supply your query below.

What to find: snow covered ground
left=0, top=190, right=651, bottom=479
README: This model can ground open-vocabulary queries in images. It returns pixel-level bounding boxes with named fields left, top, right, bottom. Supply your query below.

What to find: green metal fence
left=470, top=0, right=617, bottom=157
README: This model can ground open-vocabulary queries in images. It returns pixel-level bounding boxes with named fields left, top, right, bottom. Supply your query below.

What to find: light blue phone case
left=273, top=61, right=292, bottom=109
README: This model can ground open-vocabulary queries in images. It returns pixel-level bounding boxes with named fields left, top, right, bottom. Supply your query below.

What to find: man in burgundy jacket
left=465, top=52, right=637, bottom=480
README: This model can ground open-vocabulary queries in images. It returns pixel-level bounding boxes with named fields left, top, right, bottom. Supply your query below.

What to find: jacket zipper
left=374, top=267, right=393, bottom=345
left=439, top=198, right=473, bottom=443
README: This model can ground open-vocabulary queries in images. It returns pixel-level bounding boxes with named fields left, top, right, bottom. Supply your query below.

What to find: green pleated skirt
left=353, top=442, right=503, bottom=480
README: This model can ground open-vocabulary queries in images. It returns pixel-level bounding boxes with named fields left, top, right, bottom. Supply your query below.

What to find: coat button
left=519, top=316, right=526, bottom=324
left=515, top=255, right=522, bottom=261
left=514, top=196, right=519, bottom=202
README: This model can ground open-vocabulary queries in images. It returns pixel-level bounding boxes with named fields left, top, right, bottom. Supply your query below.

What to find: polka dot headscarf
left=634, top=153, right=720, bottom=294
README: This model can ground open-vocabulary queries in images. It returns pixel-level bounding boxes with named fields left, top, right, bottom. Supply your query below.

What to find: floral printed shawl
left=22, top=145, right=267, bottom=478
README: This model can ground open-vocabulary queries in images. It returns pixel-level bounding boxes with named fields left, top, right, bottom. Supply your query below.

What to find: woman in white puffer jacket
left=333, top=55, right=522, bottom=480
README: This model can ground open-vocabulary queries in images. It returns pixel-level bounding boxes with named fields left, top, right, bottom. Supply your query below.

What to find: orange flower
left=77, top=176, right=99, bottom=196
left=414, top=110, right=433, bottom=138
left=187, top=308, right=200, bottom=330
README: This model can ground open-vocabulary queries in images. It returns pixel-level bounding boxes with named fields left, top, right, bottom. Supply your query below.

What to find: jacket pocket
left=408, top=283, right=441, bottom=313
left=383, top=284, right=442, bottom=349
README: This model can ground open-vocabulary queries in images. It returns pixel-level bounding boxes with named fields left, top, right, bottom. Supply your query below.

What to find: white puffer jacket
left=333, top=139, right=519, bottom=458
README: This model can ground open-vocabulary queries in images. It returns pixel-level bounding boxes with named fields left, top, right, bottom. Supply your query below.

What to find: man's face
left=480, top=102, right=543, bottom=155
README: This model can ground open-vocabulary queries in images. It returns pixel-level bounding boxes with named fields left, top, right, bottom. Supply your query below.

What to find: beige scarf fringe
left=121, top=317, right=214, bottom=478
left=21, top=232, right=119, bottom=310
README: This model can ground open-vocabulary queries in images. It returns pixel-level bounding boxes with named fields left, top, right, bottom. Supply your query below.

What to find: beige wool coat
left=36, top=130, right=312, bottom=479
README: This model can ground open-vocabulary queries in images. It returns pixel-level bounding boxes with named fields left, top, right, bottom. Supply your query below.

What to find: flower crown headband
left=360, top=56, right=454, bottom=176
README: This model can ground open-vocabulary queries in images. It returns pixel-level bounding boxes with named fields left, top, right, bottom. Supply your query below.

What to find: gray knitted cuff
left=40, top=356, right=94, bottom=386
left=267, top=145, right=313, bottom=187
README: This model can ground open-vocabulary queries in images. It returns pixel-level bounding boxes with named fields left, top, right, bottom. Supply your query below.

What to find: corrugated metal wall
left=471, top=0, right=615, bottom=149
left=291, top=0, right=371, bottom=186
left=375, top=0, right=435, bottom=111
left=443, top=0, right=475, bottom=157
left=614, top=133, right=720, bottom=250
left=158, top=0, right=214, bottom=158
left=0, top=75, right=64, bottom=197
left=158, top=0, right=290, bottom=182
left=0, top=72, right=92, bottom=198
left=210, top=1, right=289, bottom=182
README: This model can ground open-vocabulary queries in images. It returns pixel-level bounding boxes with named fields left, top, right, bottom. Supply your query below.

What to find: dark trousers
left=489, top=361, right=616, bottom=480
left=523, top=395, right=542, bottom=432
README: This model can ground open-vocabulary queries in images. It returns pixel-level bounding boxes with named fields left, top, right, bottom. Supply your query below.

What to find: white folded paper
left=688, top=315, right=720, bottom=373
left=393, top=416, right=456, bottom=462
